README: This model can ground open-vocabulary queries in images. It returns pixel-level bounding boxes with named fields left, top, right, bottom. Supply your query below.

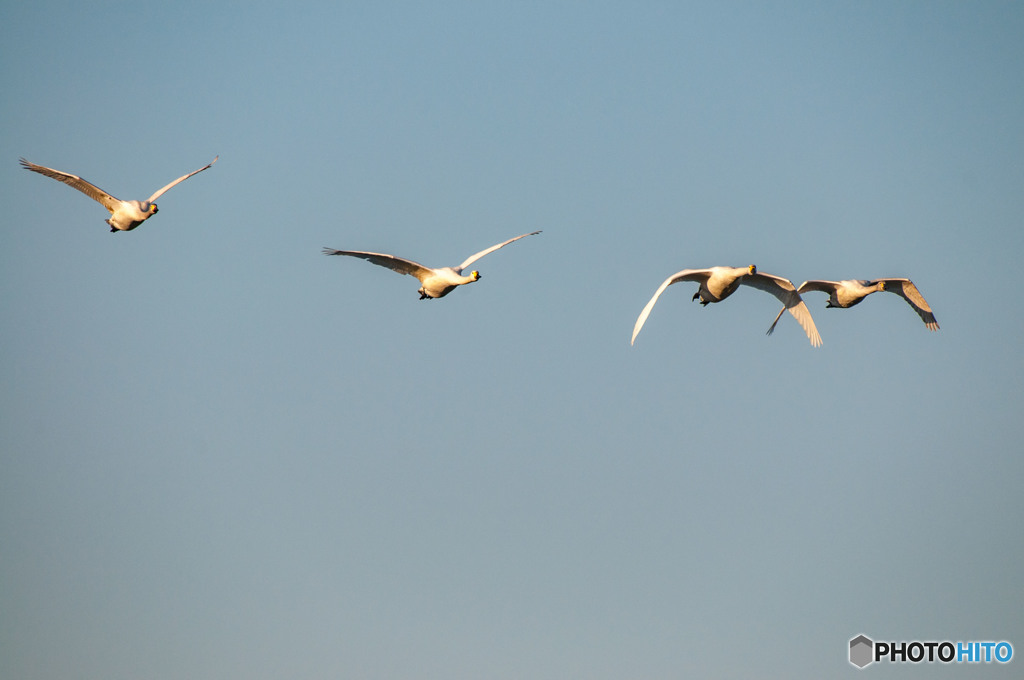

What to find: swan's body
left=766, top=278, right=939, bottom=333
left=20, top=156, right=218, bottom=232
left=631, top=265, right=822, bottom=347
left=323, top=231, right=541, bottom=299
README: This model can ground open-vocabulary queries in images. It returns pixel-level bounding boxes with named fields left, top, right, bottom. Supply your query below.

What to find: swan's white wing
left=766, top=280, right=836, bottom=336
left=322, top=248, right=434, bottom=280
left=20, top=158, right=122, bottom=213
left=874, top=278, right=939, bottom=330
left=744, top=273, right=822, bottom=347
left=797, top=280, right=842, bottom=295
left=630, top=269, right=711, bottom=345
left=146, top=156, right=218, bottom=202
left=765, top=305, right=787, bottom=337
left=455, top=230, right=541, bottom=272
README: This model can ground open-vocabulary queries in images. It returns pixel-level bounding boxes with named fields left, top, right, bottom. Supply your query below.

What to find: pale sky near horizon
left=2, top=2, right=1022, bottom=678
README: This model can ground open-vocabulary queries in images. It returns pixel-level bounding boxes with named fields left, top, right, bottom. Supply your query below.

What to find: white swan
left=323, top=231, right=541, bottom=299
left=766, top=278, right=939, bottom=334
left=631, top=265, right=822, bottom=347
left=20, top=156, right=218, bottom=232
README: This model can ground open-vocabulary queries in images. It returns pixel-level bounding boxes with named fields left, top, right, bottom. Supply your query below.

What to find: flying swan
left=631, top=265, right=822, bottom=347
left=20, top=156, right=218, bottom=232
left=322, top=231, right=541, bottom=299
left=766, top=278, right=939, bottom=334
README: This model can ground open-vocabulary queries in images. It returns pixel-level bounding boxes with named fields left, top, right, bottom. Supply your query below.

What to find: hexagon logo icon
left=849, top=634, right=874, bottom=668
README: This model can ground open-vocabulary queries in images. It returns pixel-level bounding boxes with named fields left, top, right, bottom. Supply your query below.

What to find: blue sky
left=2, top=1, right=1022, bottom=678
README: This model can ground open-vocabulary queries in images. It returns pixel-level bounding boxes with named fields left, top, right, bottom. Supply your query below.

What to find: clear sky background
left=1, top=2, right=1021, bottom=678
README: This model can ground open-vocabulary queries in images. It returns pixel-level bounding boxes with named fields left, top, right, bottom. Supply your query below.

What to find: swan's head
left=877, top=281, right=886, bottom=291
left=143, top=202, right=158, bottom=215
left=748, top=264, right=757, bottom=275
left=470, top=270, right=480, bottom=281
